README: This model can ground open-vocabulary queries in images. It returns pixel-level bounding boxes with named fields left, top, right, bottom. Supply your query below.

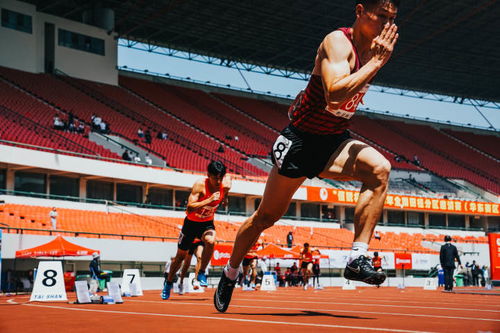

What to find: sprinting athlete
left=162, top=161, right=231, bottom=300
left=215, top=0, right=399, bottom=312
left=177, top=238, right=204, bottom=294
left=299, top=243, right=319, bottom=290
left=241, top=240, right=261, bottom=289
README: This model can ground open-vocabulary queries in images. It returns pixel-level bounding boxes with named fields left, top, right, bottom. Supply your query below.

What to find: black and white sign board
left=30, top=261, right=67, bottom=302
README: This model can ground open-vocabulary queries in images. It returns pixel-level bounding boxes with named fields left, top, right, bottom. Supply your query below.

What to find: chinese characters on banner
left=306, top=187, right=500, bottom=216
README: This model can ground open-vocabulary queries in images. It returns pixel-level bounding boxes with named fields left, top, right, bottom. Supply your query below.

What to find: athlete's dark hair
left=444, top=235, right=452, bottom=242
left=374, top=251, right=379, bottom=256
left=304, top=242, right=310, bottom=247
left=356, top=0, right=400, bottom=9
left=207, top=160, right=227, bottom=177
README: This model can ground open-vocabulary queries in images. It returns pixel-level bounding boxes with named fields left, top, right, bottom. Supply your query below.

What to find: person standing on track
left=162, top=161, right=231, bottom=300
left=215, top=0, right=399, bottom=312
left=440, top=235, right=461, bottom=292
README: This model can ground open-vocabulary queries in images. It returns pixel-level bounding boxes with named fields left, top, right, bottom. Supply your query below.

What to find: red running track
left=1, top=287, right=499, bottom=332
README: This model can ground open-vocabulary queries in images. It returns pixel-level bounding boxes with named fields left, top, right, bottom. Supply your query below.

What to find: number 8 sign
left=30, top=261, right=67, bottom=302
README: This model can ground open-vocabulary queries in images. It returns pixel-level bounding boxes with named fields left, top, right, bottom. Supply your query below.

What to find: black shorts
left=301, top=261, right=313, bottom=269
left=188, top=240, right=204, bottom=255
left=178, top=217, right=215, bottom=251
left=271, top=125, right=350, bottom=179
left=242, top=256, right=257, bottom=267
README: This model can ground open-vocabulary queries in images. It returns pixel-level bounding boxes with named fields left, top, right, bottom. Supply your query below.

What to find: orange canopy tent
left=256, top=244, right=300, bottom=259
left=15, top=236, right=100, bottom=258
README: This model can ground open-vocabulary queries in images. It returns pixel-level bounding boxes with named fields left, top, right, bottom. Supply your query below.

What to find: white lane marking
left=23, top=303, right=435, bottom=333
left=234, top=298, right=500, bottom=313
left=128, top=300, right=500, bottom=322
left=255, top=294, right=500, bottom=307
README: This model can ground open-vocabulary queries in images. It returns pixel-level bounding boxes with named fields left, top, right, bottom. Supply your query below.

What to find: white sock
left=349, top=242, right=368, bottom=263
left=224, top=261, right=240, bottom=280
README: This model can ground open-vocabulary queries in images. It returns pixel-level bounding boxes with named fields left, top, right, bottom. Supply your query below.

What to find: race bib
left=325, top=85, right=369, bottom=119
left=272, top=135, right=292, bottom=168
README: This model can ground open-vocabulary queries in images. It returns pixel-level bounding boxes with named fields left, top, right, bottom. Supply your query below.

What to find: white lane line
left=128, top=300, right=500, bottom=322
left=23, top=303, right=435, bottom=333
left=234, top=298, right=500, bottom=313
left=256, top=294, right=500, bottom=307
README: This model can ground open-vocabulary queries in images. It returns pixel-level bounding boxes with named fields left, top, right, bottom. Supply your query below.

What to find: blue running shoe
left=161, top=281, right=173, bottom=300
left=198, top=272, right=208, bottom=287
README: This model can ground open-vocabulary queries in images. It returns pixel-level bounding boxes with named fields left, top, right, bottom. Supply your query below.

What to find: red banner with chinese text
left=306, top=187, right=499, bottom=216
left=488, top=233, right=500, bottom=281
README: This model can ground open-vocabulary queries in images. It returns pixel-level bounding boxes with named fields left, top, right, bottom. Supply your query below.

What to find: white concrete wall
left=0, top=144, right=307, bottom=200
left=0, top=0, right=40, bottom=72
left=0, top=0, right=117, bottom=85
left=39, top=11, right=117, bottom=85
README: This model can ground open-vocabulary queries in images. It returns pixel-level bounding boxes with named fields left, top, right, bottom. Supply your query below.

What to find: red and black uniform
left=242, top=242, right=260, bottom=267
left=178, top=179, right=224, bottom=251
left=300, top=248, right=314, bottom=269
left=188, top=237, right=204, bottom=255
left=372, top=256, right=382, bottom=271
left=271, top=27, right=368, bottom=179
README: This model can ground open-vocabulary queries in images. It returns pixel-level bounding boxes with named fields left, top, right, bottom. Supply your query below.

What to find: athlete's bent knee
left=253, top=211, right=281, bottom=230
left=372, top=158, right=391, bottom=185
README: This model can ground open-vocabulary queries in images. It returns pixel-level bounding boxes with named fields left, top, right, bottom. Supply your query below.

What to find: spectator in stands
left=374, top=230, right=381, bottom=240
left=440, top=235, right=461, bottom=292
left=122, top=150, right=132, bottom=161
left=145, top=129, right=152, bottom=144
left=77, top=121, right=85, bottom=134
left=217, top=144, right=225, bottom=153
left=413, top=154, right=421, bottom=166
left=99, top=121, right=109, bottom=134
left=394, top=155, right=401, bottom=162
left=92, top=114, right=102, bottom=131
left=49, top=207, right=58, bottom=230
left=145, top=154, right=153, bottom=165
left=68, top=122, right=76, bottom=133
left=234, top=136, right=239, bottom=141
left=68, top=112, right=74, bottom=126
left=133, top=154, right=141, bottom=163
left=284, top=267, right=292, bottom=286
left=286, top=231, right=294, bottom=248
left=53, top=115, right=65, bottom=130
left=138, top=128, right=144, bottom=138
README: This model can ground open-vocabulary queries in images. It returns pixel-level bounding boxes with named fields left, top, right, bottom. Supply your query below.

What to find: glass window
left=117, top=184, right=142, bottom=204
left=407, top=211, right=424, bottom=226
left=387, top=210, right=405, bottom=225
left=58, top=28, right=105, bottom=55
left=14, top=172, right=45, bottom=194
left=50, top=175, right=79, bottom=197
left=87, top=180, right=113, bottom=201
left=228, top=195, right=245, bottom=214
left=448, top=214, right=465, bottom=228
left=301, top=203, right=320, bottom=219
left=429, top=213, right=446, bottom=227
left=0, top=169, right=5, bottom=190
left=147, top=188, right=173, bottom=206
left=344, top=207, right=355, bottom=223
left=284, top=202, right=296, bottom=218
left=1, top=8, right=32, bottom=34
left=175, top=190, right=190, bottom=208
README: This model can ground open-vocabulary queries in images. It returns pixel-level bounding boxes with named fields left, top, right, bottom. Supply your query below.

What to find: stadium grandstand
left=0, top=0, right=499, bottom=310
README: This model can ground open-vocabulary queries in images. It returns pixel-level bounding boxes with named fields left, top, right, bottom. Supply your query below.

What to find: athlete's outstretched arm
left=321, top=23, right=398, bottom=109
